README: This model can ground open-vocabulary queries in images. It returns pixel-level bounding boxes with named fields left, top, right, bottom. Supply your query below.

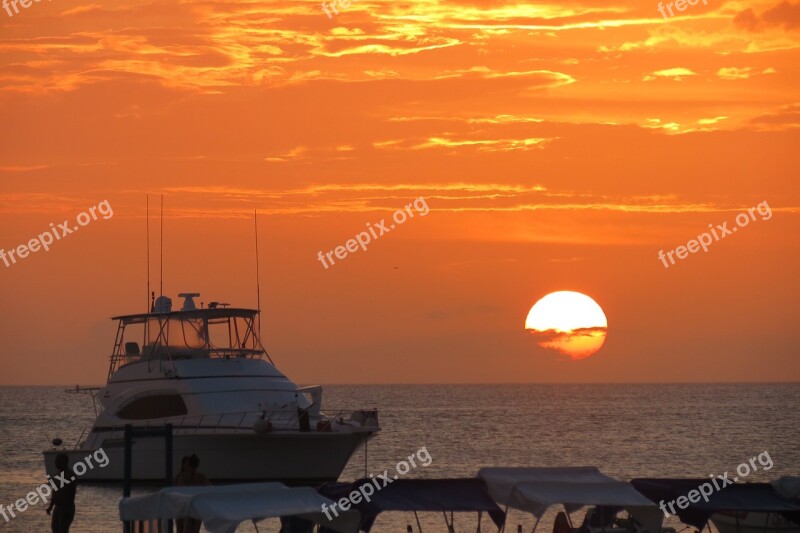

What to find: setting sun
left=525, top=291, right=608, bottom=360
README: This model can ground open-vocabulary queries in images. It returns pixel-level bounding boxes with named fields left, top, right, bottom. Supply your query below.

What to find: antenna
left=254, top=210, right=262, bottom=338
left=160, top=194, right=164, bottom=297
left=146, top=195, right=150, bottom=313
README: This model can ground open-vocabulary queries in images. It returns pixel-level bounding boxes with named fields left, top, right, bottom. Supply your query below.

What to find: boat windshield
left=108, top=308, right=265, bottom=377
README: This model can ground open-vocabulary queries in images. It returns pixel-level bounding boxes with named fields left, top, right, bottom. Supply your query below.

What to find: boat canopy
left=630, top=478, right=800, bottom=530
left=772, top=476, right=800, bottom=501
left=317, top=478, right=506, bottom=532
left=479, top=467, right=664, bottom=533
left=119, top=483, right=358, bottom=533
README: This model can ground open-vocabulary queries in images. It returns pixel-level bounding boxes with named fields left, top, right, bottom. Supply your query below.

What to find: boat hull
left=43, top=431, right=372, bottom=484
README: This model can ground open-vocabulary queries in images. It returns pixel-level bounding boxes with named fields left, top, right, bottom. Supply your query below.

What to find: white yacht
left=43, top=292, right=379, bottom=483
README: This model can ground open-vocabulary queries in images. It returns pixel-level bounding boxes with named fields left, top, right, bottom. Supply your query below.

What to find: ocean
left=0, top=384, right=798, bottom=532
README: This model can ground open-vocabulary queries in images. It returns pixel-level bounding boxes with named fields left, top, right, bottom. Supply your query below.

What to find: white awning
left=119, top=483, right=358, bottom=533
left=479, top=467, right=664, bottom=533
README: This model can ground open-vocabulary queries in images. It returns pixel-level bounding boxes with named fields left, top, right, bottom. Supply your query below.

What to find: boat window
left=117, top=394, right=188, bottom=420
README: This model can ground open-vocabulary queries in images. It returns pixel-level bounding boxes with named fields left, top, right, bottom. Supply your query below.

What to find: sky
left=0, top=0, right=798, bottom=385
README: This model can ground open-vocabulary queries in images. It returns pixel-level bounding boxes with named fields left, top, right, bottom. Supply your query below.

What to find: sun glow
left=525, top=291, right=608, bottom=360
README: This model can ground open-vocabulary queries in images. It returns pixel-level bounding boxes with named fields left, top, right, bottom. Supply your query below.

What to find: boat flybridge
left=43, top=292, right=379, bottom=483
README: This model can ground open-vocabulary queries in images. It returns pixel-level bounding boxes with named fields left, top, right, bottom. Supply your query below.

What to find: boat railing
left=145, top=408, right=302, bottom=434
left=75, top=408, right=378, bottom=445
left=108, top=347, right=266, bottom=379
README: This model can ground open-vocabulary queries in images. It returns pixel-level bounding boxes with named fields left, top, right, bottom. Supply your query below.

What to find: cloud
left=410, top=136, right=551, bottom=152
left=0, top=165, right=51, bottom=172
left=263, top=146, right=308, bottom=163
left=717, top=67, right=750, bottom=80
left=749, top=103, right=800, bottom=129
left=697, top=116, right=728, bottom=125
left=527, top=327, right=608, bottom=360
left=734, top=1, right=800, bottom=31
left=716, top=67, right=776, bottom=80
left=643, top=67, right=697, bottom=81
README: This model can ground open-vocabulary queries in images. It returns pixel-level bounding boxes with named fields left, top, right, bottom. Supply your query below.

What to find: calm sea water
left=0, top=384, right=798, bottom=532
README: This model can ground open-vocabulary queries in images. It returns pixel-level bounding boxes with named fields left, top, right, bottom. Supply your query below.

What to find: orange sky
left=1, top=0, right=798, bottom=384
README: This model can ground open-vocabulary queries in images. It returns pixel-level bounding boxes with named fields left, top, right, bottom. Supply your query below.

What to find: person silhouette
left=46, top=454, right=76, bottom=533
left=175, top=454, right=210, bottom=533
left=175, top=456, right=190, bottom=484
left=174, top=456, right=190, bottom=533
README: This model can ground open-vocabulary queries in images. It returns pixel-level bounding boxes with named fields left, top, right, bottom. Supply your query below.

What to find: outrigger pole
left=254, top=210, right=262, bottom=338
left=146, top=194, right=150, bottom=313
left=253, top=210, right=276, bottom=365
left=160, top=194, right=164, bottom=298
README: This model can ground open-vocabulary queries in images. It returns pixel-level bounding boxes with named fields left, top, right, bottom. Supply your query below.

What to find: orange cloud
left=734, top=1, right=800, bottom=31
